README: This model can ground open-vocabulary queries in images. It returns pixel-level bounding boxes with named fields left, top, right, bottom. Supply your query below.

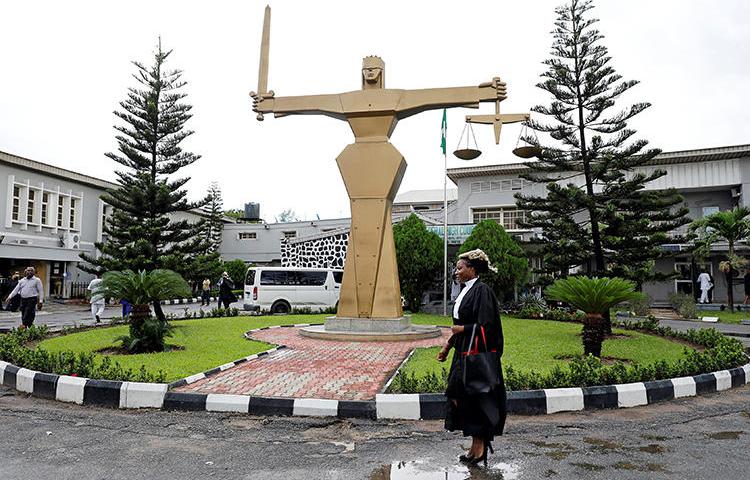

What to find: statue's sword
left=251, top=5, right=273, bottom=121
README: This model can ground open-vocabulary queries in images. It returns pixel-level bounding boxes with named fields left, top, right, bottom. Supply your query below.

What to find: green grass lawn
left=692, top=309, right=750, bottom=325
left=38, top=315, right=330, bottom=382
left=37, top=313, right=692, bottom=383
left=404, top=314, right=692, bottom=378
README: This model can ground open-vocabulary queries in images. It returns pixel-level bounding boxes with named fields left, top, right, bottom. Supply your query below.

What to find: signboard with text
left=426, top=224, right=475, bottom=245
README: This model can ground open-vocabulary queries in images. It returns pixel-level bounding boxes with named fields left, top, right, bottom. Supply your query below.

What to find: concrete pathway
left=176, top=327, right=451, bottom=400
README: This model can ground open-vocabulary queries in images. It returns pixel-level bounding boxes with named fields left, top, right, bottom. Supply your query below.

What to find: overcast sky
left=1, top=1, right=748, bottom=221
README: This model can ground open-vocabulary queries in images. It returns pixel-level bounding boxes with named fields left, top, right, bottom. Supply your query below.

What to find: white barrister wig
left=459, top=249, right=498, bottom=273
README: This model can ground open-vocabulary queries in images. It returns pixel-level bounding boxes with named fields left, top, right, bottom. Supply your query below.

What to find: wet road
left=1, top=384, right=748, bottom=479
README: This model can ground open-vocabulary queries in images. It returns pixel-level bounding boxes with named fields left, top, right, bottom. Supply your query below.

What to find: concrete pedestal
left=299, top=316, right=442, bottom=342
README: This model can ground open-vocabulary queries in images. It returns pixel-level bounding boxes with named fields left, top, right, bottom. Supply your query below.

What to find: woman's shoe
left=467, top=445, right=489, bottom=467
left=458, top=453, right=474, bottom=463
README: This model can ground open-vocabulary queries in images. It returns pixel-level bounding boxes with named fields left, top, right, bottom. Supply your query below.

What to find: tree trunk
left=582, top=313, right=604, bottom=357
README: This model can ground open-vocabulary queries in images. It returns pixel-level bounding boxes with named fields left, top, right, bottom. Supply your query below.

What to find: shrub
left=668, top=293, right=698, bottom=319
left=0, top=327, right=165, bottom=383
left=386, top=322, right=747, bottom=393
left=628, top=294, right=652, bottom=317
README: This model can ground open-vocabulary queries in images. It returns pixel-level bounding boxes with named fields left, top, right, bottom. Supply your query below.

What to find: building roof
left=446, top=144, right=750, bottom=181
left=394, top=188, right=458, bottom=204
left=0, top=149, right=118, bottom=190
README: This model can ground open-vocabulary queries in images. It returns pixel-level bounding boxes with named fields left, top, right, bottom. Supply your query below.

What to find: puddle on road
left=369, top=459, right=521, bottom=480
left=706, top=431, right=744, bottom=440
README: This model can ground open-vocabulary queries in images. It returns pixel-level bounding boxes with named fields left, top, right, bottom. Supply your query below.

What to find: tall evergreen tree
left=81, top=41, right=209, bottom=277
left=203, top=182, right=224, bottom=254
left=515, top=0, right=688, bottom=283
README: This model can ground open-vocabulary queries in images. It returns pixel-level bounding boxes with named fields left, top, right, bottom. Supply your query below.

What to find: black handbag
left=462, top=324, right=501, bottom=394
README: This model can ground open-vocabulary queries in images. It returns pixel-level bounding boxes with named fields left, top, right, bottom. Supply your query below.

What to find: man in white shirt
left=87, top=272, right=105, bottom=323
left=697, top=270, right=713, bottom=304
left=4, top=266, right=44, bottom=328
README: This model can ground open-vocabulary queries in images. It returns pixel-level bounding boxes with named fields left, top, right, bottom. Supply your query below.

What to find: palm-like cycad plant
left=545, top=276, right=642, bottom=357
left=94, top=269, right=191, bottom=353
left=689, top=207, right=750, bottom=313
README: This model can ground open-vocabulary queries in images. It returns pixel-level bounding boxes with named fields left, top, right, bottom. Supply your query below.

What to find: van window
left=245, top=269, right=256, bottom=286
left=332, top=272, right=343, bottom=284
left=260, top=270, right=289, bottom=285
left=296, top=271, right=327, bottom=286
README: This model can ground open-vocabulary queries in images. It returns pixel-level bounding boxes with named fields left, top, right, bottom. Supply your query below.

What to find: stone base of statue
left=299, top=316, right=442, bottom=342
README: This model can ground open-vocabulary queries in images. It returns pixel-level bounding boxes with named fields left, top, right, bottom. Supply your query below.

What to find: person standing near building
left=697, top=269, right=713, bottom=304
left=87, top=272, right=105, bottom=323
left=217, top=272, right=236, bottom=309
left=4, top=267, right=43, bottom=328
left=201, top=278, right=211, bottom=306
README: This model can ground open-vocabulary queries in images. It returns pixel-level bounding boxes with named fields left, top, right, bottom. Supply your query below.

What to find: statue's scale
left=251, top=7, right=515, bottom=337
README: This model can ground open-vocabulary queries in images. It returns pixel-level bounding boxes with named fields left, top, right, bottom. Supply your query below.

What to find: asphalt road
left=1, top=384, right=748, bottom=480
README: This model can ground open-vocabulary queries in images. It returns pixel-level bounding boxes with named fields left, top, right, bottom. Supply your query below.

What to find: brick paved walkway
left=175, top=327, right=451, bottom=400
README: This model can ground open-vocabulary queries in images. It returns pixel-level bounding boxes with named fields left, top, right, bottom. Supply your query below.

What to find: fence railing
left=69, top=281, right=88, bottom=299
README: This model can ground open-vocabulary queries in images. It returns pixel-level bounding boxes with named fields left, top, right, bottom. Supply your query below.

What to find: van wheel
left=271, top=300, right=291, bottom=315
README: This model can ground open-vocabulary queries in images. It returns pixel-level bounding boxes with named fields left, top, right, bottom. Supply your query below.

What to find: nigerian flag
left=440, top=109, right=447, bottom=155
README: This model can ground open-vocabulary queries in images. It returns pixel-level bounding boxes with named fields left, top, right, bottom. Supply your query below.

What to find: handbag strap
left=463, top=324, right=477, bottom=356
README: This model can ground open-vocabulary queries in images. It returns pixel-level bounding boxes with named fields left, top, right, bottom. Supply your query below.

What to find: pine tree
left=515, top=0, right=688, bottom=283
left=81, top=41, right=209, bottom=277
left=204, top=182, right=224, bottom=254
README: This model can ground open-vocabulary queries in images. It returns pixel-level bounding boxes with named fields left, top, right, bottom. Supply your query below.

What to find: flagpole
left=443, top=138, right=448, bottom=318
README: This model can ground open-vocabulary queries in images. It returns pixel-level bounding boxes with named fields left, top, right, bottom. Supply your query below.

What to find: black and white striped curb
left=168, top=345, right=287, bottom=389
left=161, top=297, right=219, bottom=306
left=2, top=359, right=749, bottom=418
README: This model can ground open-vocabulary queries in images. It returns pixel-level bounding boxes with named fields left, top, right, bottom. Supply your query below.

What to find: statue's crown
left=362, top=56, right=385, bottom=68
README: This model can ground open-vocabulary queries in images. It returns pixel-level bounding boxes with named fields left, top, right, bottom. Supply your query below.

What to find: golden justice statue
left=251, top=7, right=515, bottom=332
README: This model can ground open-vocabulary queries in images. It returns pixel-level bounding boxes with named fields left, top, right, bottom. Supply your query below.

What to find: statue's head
left=362, top=56, right=385, bottom=90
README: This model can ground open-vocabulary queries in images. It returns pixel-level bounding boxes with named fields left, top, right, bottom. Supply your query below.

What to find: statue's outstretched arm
left=396, top=77, right=507, bottom=119
left=251, top=92, right=345, bottom=120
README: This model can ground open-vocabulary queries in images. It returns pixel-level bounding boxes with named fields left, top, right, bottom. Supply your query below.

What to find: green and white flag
left=440, top=109, right=447, bottom=155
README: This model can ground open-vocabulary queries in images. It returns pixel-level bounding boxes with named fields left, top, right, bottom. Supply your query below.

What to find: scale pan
left=453, top=149, right=482, bottom=160
left=512, top=146, right=542, bottom=159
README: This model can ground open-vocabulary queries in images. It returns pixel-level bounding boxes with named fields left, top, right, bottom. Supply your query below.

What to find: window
left=27, top=189, right=36, bottom=223
left=674, top=259, right=712, bottom=296
left=57, top=196, right=64, bottom=227
left=296, top=271, right=327, bottom=286
left=12, top=186, right=20, bottom=221
left=332, top=271, right=343, bottom=284
left=245, top=269, right=256, bottom=286
left=702, top=206, right=720, bottom=217
left=283, top=231, right=296, bottom=239
left=470, top=179, right=531, bottom=193
left=41, top=193, right=49, bottom=225
left=472, top=207, right=527, bottom=230
left=238, top=232, right=257, bottom=240
left=260, top=270, right=290, bottom=285
left=69, top=198, right=77, bottom=229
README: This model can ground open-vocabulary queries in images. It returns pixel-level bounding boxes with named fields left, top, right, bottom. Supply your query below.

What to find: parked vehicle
left=243, top=267, right=343, bottom=314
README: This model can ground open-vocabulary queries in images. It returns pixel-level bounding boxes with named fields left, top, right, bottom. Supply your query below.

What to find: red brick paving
left=175, top=327, right=451, bottom=400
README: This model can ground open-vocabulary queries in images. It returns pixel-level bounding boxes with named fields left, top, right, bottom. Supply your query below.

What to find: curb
left=3, top=359, right=749, bottom=419
left=161, top=297, right=219, bottom=306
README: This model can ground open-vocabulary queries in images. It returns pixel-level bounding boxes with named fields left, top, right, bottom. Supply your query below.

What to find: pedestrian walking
left=4, top=267, right=44, bottom=328
left=87, top=272, right=105, bottom=323
left=201, top=278, right=211, bottom=306
left=217, top=272, right=236, bottom=309
left=437, top=249, right=505, bottom=467
left=697, top=269, right=712, bottom=304
left=2, top=273, right=21, bottom=312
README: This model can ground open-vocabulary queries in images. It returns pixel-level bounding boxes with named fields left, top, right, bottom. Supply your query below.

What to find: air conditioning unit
left=63, top=232, right=81, bottom=249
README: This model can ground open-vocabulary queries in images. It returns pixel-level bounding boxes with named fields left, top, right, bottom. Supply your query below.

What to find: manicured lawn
left=38, top=315, right=329, bottom=382
left=37, top=313, right=692, bottom=383
left=403, top=314, right=692, bottom=378
left=693, top=309, right=750, bottom=324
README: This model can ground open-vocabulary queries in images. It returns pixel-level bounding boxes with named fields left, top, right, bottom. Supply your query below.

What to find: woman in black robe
left=437, top=249, right=506, bottom=466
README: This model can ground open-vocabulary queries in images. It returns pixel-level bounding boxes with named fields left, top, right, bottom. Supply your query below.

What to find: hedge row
left=388, top=318, right=748, bottom=393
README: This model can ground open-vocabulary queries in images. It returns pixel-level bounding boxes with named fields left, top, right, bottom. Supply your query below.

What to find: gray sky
left=1, top=0, right=748, bottom=221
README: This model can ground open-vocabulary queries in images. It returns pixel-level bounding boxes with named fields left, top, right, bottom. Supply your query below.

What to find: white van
left=243, top=267, right=343, bottom=314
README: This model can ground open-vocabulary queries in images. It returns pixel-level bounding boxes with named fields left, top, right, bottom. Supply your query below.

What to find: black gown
left=444, top=280, right=506, bottom=440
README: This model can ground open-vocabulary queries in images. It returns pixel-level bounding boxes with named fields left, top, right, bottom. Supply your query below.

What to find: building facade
left=447, top=144, right=750, bottom=304
left=0, top=150, right=217, bottom=299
